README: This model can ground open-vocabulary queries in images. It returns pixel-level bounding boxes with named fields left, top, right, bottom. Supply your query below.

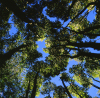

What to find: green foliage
left=0, top=0, right=100, bottom=97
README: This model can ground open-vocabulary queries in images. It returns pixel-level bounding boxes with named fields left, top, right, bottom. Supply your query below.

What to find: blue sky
left=7, top=5, right=100, bottom=98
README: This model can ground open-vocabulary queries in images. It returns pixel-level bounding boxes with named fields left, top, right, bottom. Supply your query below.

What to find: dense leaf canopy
left=0, top=0, right=100, bottom=98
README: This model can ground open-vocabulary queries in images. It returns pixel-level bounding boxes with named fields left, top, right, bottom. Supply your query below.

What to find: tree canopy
left=0, top=0, right=100, bottom=98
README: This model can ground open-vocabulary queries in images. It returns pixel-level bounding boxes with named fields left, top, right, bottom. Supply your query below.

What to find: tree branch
left=25, top=79, right=30, bottom=98
left=89, top=82, right=100, bottom=89
left=69, top=82, right=82, bottom=98
left=87, top=74, right=100, bottom=83
left=53, top=42, right=100, bottom=51
left=0, top=44, right=30, bottom=68
left=61, top=78, right=72, bottom=98
left=66, top=1, right=96, bottom=27
left=66, top=25, right=100, bottom=37
left=30, top=72, right=39, bottom=98
left=67, top=0, right=78, bottom=17
left=1, top=0, right=32, bottom=23
left=71, top=2, right=96, bottom=22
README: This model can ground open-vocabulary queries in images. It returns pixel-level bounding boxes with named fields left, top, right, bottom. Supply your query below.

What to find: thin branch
left=64, top=25, right=100, bottom=37
left=61, top=79, right=72, bottom=98
left=66, top=1, right=96, bottom=27
left=68, top=0, right=78, bottom=11
left=84, top=78, right=100, bottom=90
left=78, top=5, right=95, bottom=22
left=67, top=42, right=100, bottom=51
left=89, top=82, right=100, bottom=89
left=55, top=50, right=100, bottom=59
left=69, top=82, right=82, bottom=98
left=51, top=42, right=100, bottom=51
left=71, top=2, right=96, bottom=22
left=67, top=0, right=78, bottom=17
left=87, top=74, right=100, bottom=83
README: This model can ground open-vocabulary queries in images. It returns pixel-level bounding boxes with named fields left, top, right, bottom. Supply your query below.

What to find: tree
left=1, top=0, right=100, bottom=98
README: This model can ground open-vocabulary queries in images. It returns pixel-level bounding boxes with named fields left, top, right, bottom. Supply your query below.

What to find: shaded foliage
left=0, top=0, right=100, bottom=98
